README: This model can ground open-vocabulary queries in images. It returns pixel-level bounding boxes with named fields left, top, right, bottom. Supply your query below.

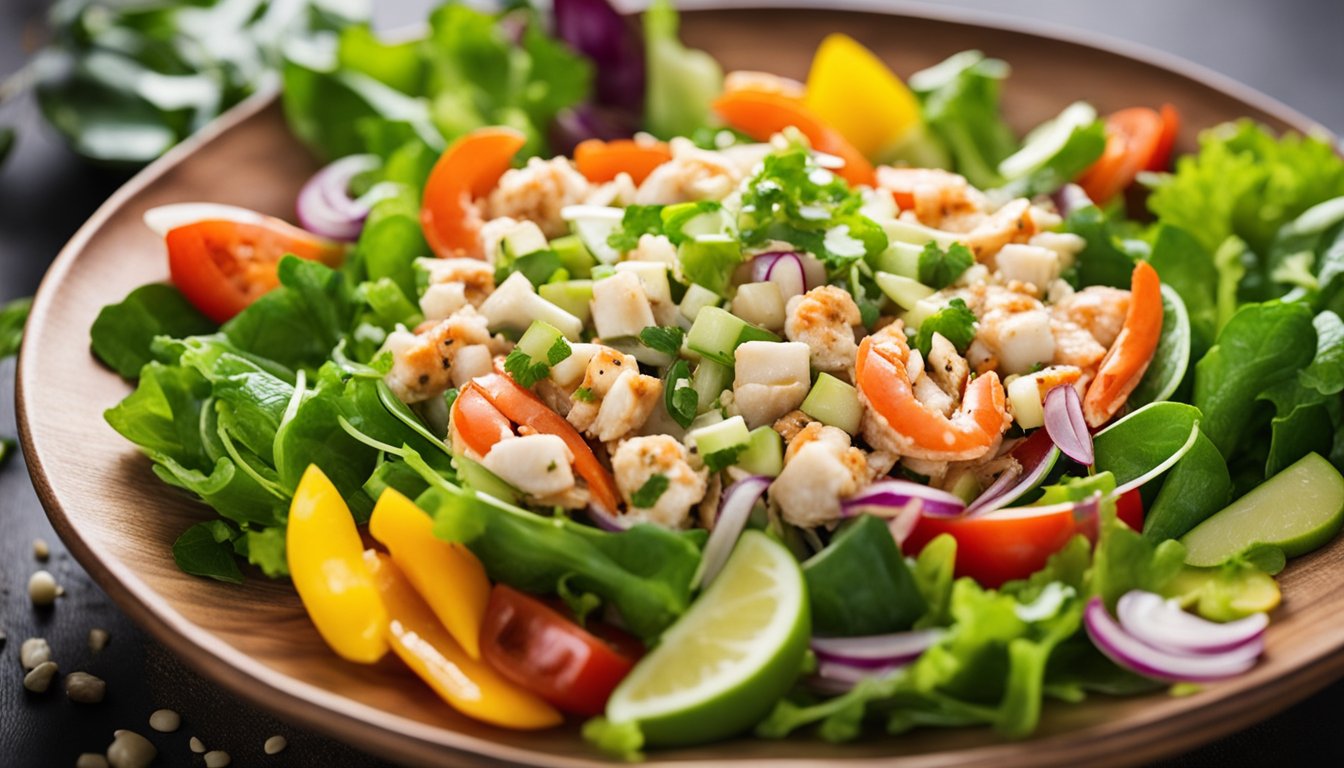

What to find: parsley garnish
left=546, top=335, right=572, bottom=366
left=607, top=205, right=665, bottom=253
left=573, top=386, right=596, bottom=402
left=916, top=241, right=975, bottom=289
left=703, top=445, right=747, bottom=473
left=630, top=474, right=670, bottom=508
left=663, top=360, right=698, bottom=428
left=914, top=298, right=977, bottom=357
left=503, top=335, right=571, bottom=389
left=639, top=325, right=685, bottom=356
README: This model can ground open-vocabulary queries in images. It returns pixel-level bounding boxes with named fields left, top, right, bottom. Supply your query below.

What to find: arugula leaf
left=1257, top=310, right=1344, bottom=476
left=908, top=51, right=1016, bottom=189
left=1092, top=514, right=1188, bottom=610
left=1064, top=204, right=1134, bottom=289
left=172, top=520, right=243, bottom=585
left=644, top=0, right=723, bottom=139
left=1213, top=236, right=1249, bottom=333
left=639, top=325, right=685, bottom=356
left=630, top=474, right=670, bottom=509
left=238, top=526, right=288, bottom=579
left=663, top=360, right=698, bottom=429
left=0, top=296, right=32, bottom=359
left=608, top=205, right=666, bottom=253
left=352, top=182, right=430, bottom=300
left=90, top=283, right=216, bottom=378
left=1092, top=402, right=1201, bottom=489
left=917, top=241, right=974, bottom=289
left=914, top=298, right=976, bottom=357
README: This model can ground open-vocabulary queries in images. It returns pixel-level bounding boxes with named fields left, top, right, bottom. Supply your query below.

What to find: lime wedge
left=605, top=530, right=809, bottom=746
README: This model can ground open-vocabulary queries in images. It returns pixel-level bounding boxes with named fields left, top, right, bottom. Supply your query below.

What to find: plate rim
left=15, top=3, right=1340, bottom=766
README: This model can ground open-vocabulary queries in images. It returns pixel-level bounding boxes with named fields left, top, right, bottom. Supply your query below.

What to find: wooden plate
left=17, top=3, right=1339, bottom=766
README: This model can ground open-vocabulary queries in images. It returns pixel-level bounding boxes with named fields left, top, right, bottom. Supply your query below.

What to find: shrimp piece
left=612, top=435, right=709, bottom=529
left=770, top=423, right=869, bottom=528
left=960, top=198, right=1039, bottom=260
left=857, top=323, right=1009, bottom=462
left=486, top=156, right=592, bottom=238
left=876, top=167, right=986, bottom=226
left=772, top=409, right=816, bottom=444
left=784, top=286, right=862, bottom=378
left=724, top=70, right=807, bottom=99
left=417, top=257, right=496, bottom=321
left=1054, top=286, right=1131, bottom=348
left=383, top=308, right=494, bottom=403
left=1049, top=317, right=1107, bottom=372
left=634, top=138, right=740, bottom=205
left=925, top=332, right=970, bottom=403
left=1083, top=262, right=1163, bottom=427
left=566, top=346, right=663, bottom=442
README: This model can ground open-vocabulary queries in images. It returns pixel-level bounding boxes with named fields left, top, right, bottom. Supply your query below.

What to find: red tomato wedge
left=574, top=138, right=672, bottom=185
left=1077, top=107, right=1165, bottom=205
left=472, top=372, right=621, bottom=515
left=165, top=217, right=343, bottom=323
left=903, top=505, right=1084, bottom=588
left=421, top=127, right=527, bottom=259
left=712, top=89, right=876, bottom=188
left=450, top=383, right=514, bottom=457
left=1116, top=488, right=1145, bottom=532
left=480, top=585, right=639, bottom=716
left=1144, top=104, right=1181, bottom=172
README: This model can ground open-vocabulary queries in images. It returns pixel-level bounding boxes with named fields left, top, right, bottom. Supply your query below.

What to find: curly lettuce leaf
left=908, top=50, right=1016, bottom=189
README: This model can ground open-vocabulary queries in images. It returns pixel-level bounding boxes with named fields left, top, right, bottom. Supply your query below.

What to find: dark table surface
left=3, top=1, right=1344, bottom=766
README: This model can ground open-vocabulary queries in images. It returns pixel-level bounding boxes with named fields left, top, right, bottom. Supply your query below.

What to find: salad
left=87, top=0, right=1344, bottom=757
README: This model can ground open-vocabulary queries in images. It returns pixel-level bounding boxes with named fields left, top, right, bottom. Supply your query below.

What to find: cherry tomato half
left=479, top=585, right=640, bottom=717
left=1077, top=107, right=1165, bottom=205
left=1116, top=488, right=1145, bottom=532
left=166, top=218, right=343, bottom=323
left=903, top=505, right=1082, bottom=588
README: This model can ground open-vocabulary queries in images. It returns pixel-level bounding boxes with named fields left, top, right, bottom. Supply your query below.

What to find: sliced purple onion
left=809, top=659, right=908, bottom=694
left=750, top=251, right=807, bottom=300
left=1084, top=597, right=1263, bottom=683
left=586, top=503, right=634, bottom=532
left=1051, top=183, right=1094, bottom=218
left=841, top=480, right=966, bottom=519
left=1044, top=384, right=1093, bottom=466
left=296, top=154, right=381, bottom=241
left=811, top=629, right=944, bottom=669
left=554, top=0, right=645, bottom=114
left=550, top=103, right=640, bottom=157
left=693, top=476, right=771, bottom=588
left=968, top=429, right=1060, bottom=515
left=1117, top=591, right=1268, bottom=656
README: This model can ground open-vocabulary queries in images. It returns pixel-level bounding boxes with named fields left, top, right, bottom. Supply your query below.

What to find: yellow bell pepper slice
left=287, top=465, right=388, bottom=664
left=363, top=550, right=563, bottom=729
left=805, top=33, right=922, bottom=160
left=369, top=488, right=492, bottom=659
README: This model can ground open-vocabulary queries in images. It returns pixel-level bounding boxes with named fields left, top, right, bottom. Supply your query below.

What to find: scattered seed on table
left=89, top=628, right=110, bottom=654
left=106, top=730, right=156, bottom=768
left=28, top=570, right=59, bottom=607
left=20, top=637, right=51, bottom=670
left=204, top=750, right=231, bottom=767
left=264, top=735, right=287, bottom=755
left=75, top=754, right=109, bottom=768
left=23, top=661, right=58, bottom=693
left=189, top=737, right=206, bottom=754
left=66, top=671, right=107, bottom=703
left=148, top=708, right=179, bottom=732
left=33, top=538, right=50, bottom=561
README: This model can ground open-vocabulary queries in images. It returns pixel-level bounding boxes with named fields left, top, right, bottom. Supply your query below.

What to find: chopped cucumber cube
left=903, top=296, right=947, bottom=331
left=800, top=372, right=863, bottom=435
left=662, top=201, right=731, bottom=241
left=880, top=218, right=959, bottom=248
left=687, top=306, right=780, bottom=366
left=738, top=426, right=784, bottom=477
left=538, top=280, right=594, bottom=325
left=516, top=320, right=569, bottom=362
left=550, top=234, right=595, bottom=278
left=874, top=271, right=936, bottom=311
left=680, top=283, right=721, bottom=322
left=689, top=415, right=751, bottom=471
left=691, top=358, right=733, bottom=412
left=678, top=235, right=742, bottom=294
left=998, top=101, right=1098, bottom=180
left=562, top=204, right=623, bottom=264
left=454, top=456, right=521, bottom=505
left=605, top=336, right=675, bottom=369
left=871, top=241, right=923, bottom=280
left=500, top=220, right=549, bottom=260
left=946, top=470, right=981, bottom=505
left=687, top=409, right=725, bottom=433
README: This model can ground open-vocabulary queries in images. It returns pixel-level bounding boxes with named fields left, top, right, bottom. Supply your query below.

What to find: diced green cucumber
left=564, top=205, right=623, bottom=264
left=691, top=358, right=733, bottom=412
left=454, top=455, right=521, bottom=505
left=870, top=241, right=923, bottom=279
left=689, top=415, right=751, bottom=469
left=499, top=220, right=549, bottom=260
left=881, top=218, right=959, bottom=248
left=800, top=373, right=863, bottom=435
left=687, top=409, right=725, bottom=433
left=1180, top=452, right=1344, bottom=567
left=678, top=235, right=743, bottom=294
left=946, top=470, right=981, bottom=505
left=738, top=426, right=784, bottom=478
left=605, top=336, right=675, bottom=369
left=998, top=101, right=1098, bottom=180
left=903, top=296, right=946, bottom=331
left=550, top=234, right=595, bottom=278
left=687, top=306, right=780, bottom=366
left=680, top=283, right=721, bottom=322
left=538, top=280, right=594, bottom=325
left=662, top=201, right=731, bottom=240
left=516, top=320, right=569, bottom=363
left=874, top=271, right=935, bottom=311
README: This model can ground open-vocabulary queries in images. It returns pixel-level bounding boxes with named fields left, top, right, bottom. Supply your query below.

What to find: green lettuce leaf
left=90, top=283, right=216, bottom=379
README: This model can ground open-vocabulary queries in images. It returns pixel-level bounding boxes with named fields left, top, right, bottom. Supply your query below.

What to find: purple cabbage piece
left=554, top=0, right=646, bottom=114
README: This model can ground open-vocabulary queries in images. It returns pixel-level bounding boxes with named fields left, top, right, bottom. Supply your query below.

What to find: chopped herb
left=504, top=348, right=551, bottom=388
left=917, top=241, right=975, bottom=289
left=573, top=386, right=596, bottom=403
left=607, top=205, right=666, bottom=253
left=547, top=460, right=558, bottom=472
left=639, top=325, right=685, bottom=356
left=703, top=445, right=747, bottom=473
left=630, top=473, right=670, bottom=508
left=546, top=335, right=573, bottom=366
left=914, top=298, right=977, bottom=357
left=661, top=200, right=725, bottom=245
left=663, top=360, right=698, bottom=428
left=442, top=387, right=459, bottom=413
left=556, top=573, right=602, bottom=627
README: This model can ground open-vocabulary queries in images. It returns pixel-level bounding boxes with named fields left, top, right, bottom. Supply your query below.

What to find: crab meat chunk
left=733, top=341, right=811, bottom=428
left=383, top=308, right=493, bottom=403
left=770, top=423, right=868, bottom=529
left=566, top=346, right=663, bottom=442
left=486, top=156, right=592, bottom=238
left=612, top=435, right=709, bottom=529
left=785, top=286, right=862, bottom=377
left=481, top=434, right=576, bottom=499
left=591, top=271, right=656, bottom=340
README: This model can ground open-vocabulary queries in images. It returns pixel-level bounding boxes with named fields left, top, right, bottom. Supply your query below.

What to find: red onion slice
left=811, top=629, right=944, bottom=669
left=1117, top=591, right=1268, bottom=655
left=810, top=659, right=907, bottom=694
left=766, top=252, right=807, bottom=300
left=1050, top=183, right=1094, bottom=218
left=693, top=475, right=772, bottom=588
left=1083, top=597, right=1263, bottom=683
left=1044, top=384, right=1093, bottom=465
left=841, top=480, right=966, bottom=519
left=586, top=503, right=634, bottom=532
left=968, top=429, right=1060, bottom=514
left=297, top=154, right=381, bottom=241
